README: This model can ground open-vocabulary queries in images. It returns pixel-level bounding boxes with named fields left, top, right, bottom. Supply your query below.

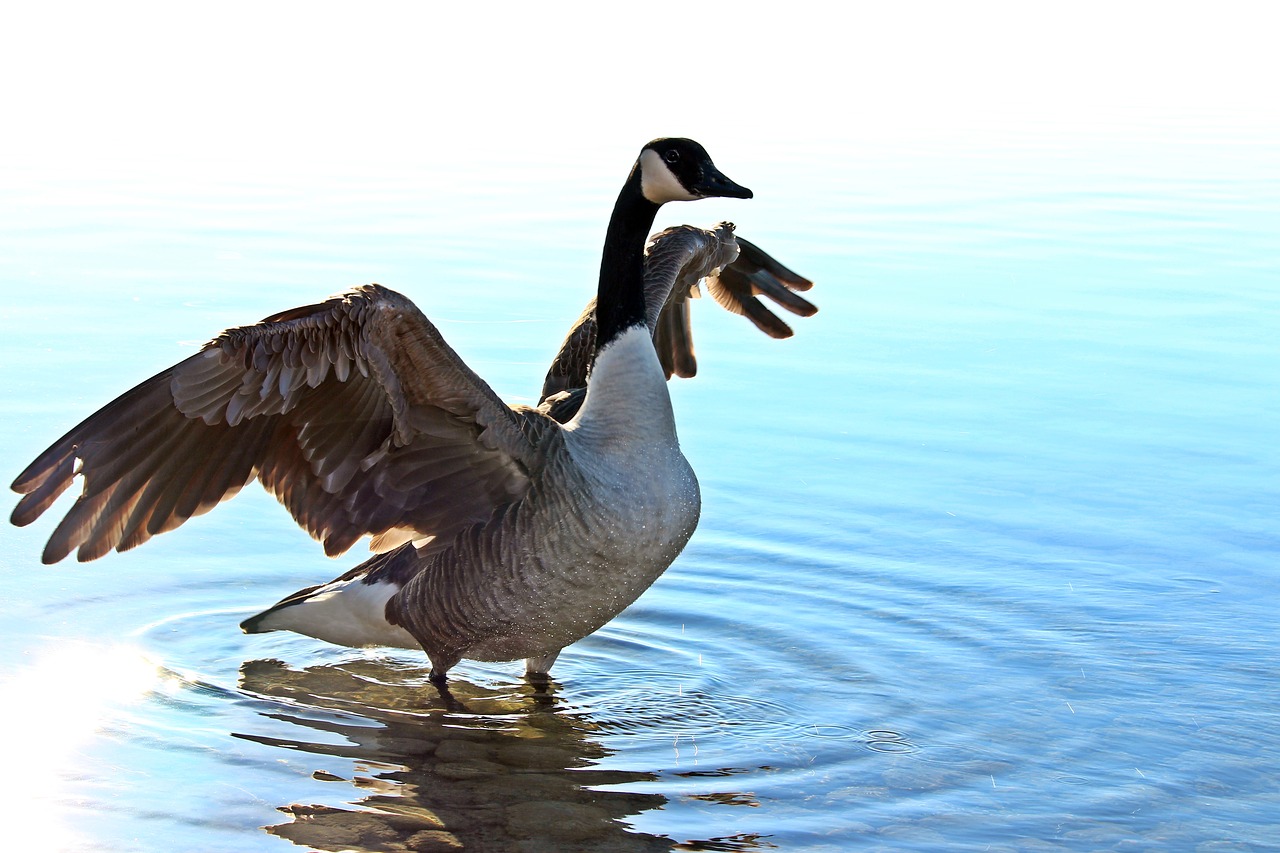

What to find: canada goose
left=10, top=139, right=813, bottom=683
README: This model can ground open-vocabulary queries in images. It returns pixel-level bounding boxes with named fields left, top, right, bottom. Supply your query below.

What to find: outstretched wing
left=541, top=224, right=817, bottom=407
left=646, top=222, right=747, bottom=380
left=11, top=285, right=550, bottom=564
left=701, top=235, right=817, bottom=343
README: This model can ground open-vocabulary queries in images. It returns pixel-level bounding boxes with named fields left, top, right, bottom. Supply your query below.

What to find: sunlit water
left=1, top=125, right=1278, bottom=852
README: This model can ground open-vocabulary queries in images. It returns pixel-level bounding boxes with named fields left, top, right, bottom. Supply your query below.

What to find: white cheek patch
left=639, top=149, right=699, bottom=203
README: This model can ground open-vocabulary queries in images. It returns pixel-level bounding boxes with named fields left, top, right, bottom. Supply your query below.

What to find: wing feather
left=541, top=223, right=817, bottom=403
left=654, top=298, right=698, bottom=379
left=12, top=284, right=549, bottom=563
left=705, top=235, right=817, bottom=337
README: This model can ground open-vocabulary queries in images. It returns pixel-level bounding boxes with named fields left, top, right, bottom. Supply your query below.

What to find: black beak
left=695, top=166, right=753, bottom=200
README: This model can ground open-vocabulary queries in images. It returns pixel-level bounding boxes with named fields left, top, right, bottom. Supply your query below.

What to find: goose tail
left=240, top=547, right=422, bottom=650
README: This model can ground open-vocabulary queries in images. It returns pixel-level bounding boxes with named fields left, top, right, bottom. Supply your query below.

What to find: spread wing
left=540, top=224, right=817, bottom=407
left=702, top=234, right=817, bottom=343
left=11, top=285, right=552, bottom=564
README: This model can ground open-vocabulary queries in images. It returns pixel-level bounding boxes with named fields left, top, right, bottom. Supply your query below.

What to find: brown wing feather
left=11, top=284, right=547, bottom=563
left=704, top=235, right=818, bottom=339
left=653, top=298, right=698, bottom=379
left=540, top=223, right=743, bottom=402
left=539, top=299, right=598, bottom=405
left=541, top=222, right=818, bottom=400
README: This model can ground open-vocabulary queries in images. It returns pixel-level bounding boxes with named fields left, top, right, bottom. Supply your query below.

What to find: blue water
left=1, top=122, right=1278, bottom=851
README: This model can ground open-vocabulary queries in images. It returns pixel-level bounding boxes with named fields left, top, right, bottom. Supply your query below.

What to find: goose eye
left=664, top=150, right=680, bottom=164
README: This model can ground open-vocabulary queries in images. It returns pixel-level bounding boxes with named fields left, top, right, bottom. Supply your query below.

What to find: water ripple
left=864, top=730, right=919, bottom=754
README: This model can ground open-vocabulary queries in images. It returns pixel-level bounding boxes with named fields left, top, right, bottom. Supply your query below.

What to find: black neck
left=595, top=162, right=661, bottom=348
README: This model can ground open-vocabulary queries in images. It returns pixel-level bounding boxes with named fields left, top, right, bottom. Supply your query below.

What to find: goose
left=10, top=138, right=813, bottom=684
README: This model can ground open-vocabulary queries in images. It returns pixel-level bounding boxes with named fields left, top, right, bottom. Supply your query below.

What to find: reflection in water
left=234, top=657, right=775, bottom=852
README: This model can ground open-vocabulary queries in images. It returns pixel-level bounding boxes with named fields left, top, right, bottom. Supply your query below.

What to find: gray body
left=393, top=329, right=699, bottom=673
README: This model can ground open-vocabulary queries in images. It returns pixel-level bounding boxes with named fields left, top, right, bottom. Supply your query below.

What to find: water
left=2, top=117, right=1279, bottom=850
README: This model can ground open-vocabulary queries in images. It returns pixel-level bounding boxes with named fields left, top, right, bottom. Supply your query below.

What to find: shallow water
left=2, top=124, right=1278, bottom=852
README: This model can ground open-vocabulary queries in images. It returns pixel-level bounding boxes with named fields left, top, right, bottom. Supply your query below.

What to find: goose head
left=637, top=138, right=754, bottom=204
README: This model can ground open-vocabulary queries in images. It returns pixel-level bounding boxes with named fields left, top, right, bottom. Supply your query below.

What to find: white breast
left=562, top=324, right=701, bottom=568
left=565, top=325, right=680, bottom=452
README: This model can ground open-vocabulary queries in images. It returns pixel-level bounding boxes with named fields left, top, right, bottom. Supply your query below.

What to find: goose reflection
left=233, top=657, right=775, bottom=852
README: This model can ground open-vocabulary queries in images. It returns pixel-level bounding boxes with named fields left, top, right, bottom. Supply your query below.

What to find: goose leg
left=428, top=650, right=461, bottom=685
left=524, top=650, right=560, bottom=681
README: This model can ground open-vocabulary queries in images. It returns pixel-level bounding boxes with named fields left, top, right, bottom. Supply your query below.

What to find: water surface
left=1, top=125, right=1278, bottom=851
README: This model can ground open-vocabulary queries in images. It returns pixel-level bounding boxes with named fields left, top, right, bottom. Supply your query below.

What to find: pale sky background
left=3, top=1, right=1276, bottom=177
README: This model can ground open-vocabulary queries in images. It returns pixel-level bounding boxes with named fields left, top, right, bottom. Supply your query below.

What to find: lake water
left=1, top=123, right=1278, bottom=852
